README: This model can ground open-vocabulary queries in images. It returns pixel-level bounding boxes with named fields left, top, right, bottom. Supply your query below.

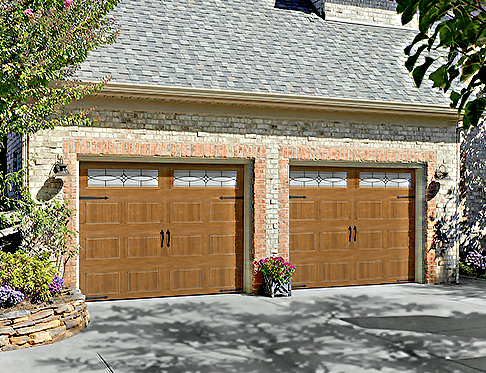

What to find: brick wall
left=27, top=109, right=459, bottom=288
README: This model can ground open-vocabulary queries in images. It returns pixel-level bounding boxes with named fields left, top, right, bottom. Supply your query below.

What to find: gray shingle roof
left=77, top=0, right=450, bottom=106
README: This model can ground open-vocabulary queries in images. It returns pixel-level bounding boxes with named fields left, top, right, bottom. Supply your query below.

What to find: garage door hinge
left=219, top=196, right=243, bottom=200
left=290, top=195, right=307, bottom=199
left=80, top=196, right=109, bottom=200
left=397, top=195, right=415, bottom=199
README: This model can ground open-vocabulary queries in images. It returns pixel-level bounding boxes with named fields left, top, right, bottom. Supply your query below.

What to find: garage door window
left=290, top=171, right=347, bottom=188
left=173, top=170, right=237, bottom=187
left=88, top=169, right=158, bottom=187
left=359, top=172, right=411, bottom=188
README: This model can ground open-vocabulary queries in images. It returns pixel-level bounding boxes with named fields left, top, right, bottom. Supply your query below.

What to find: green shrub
left=0, top=251, right=56, bottom=302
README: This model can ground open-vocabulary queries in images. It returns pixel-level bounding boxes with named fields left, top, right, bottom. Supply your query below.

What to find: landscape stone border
left=0, top=289, right=90, bottom=352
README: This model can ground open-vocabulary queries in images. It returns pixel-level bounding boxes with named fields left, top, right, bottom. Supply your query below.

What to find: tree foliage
left=0, top=0, right=120, bottom=138
left=396, top=0, right=486, bottom=128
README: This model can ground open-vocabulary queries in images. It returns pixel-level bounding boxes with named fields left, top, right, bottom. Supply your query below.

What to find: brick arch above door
left=60, top=138, right=268, bottom=291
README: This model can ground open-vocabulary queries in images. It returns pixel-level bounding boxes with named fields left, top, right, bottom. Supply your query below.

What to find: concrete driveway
left=2, top=278, right=486, bottom=373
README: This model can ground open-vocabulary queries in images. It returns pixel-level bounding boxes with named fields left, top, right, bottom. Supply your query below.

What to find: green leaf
left=401, top=1, right=419, bottom=25
left=463, top=98, right=486, bottom=129
left=462, top=60, right=482, bottom=83
left=412, top=57, right=435, bottom=87
left=429, top=65, right=448, bottom=89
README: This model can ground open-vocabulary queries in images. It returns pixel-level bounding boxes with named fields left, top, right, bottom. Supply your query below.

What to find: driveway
left=2, top=278, right=486, bottom=373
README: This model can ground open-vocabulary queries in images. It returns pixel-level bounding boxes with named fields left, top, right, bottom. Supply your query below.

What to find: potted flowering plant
left=254, top=256, right=298, bottom=297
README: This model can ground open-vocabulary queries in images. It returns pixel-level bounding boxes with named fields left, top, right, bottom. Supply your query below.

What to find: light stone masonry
left=28, top=109, right=458, bottom=285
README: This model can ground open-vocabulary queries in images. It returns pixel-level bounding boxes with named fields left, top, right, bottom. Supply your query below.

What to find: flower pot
left=261, top=275, right=291, bottom=297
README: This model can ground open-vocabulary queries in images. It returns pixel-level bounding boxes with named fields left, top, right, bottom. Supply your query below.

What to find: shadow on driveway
left=30, top=289, right=486, bottom=373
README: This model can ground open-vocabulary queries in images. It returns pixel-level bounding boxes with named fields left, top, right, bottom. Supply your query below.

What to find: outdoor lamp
left=434, top=164, right=451, bottom=181
left=53, top=160, right=71, bottom=177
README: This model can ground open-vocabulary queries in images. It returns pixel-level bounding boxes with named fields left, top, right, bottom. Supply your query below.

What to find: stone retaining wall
left=0, top=289, right=90, bottom=352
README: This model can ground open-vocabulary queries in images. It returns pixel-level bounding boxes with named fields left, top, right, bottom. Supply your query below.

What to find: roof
left=77, top=0, right=450, bottom=106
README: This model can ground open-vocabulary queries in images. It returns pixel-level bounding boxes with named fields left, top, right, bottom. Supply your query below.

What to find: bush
left=0, top=251, right=56, bottom=302
left=0, top=285, right=24, bottom=307
left=0, top=169, right=78, bottom=277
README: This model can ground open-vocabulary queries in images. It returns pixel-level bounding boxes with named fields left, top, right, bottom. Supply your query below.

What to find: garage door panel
left=84, top=237, right=121, bottom=259
left=170, top=268, right=203, bottom=290
left=389, top=230, right=413, bottom=249
left=170, top=235, right=203, bottom=256
left=389, top=200, right=412, bottom=219
left=290, top=232, right=316, bottom=252
left=320, top=201, right=349, bottom=220
left=357, top=231, right=383, bottom=250
left=85, top=272, right=121, bottom=295
left=127, top=270, right=159, bottom=293
left=387, top=259, right=412, bottom=280
left=321, top=262, right=349, bottom=283
left=85, top=202, right=121, bottom=224
left=357, top=260, right=384, bottom=281
left=126, top=203, right=160, bottom=223
left=356, top=201, right=384, bottom=220
left=209, top=202, right=237, bottom=222
left=209, top=267, right=236, bottom=288
left=127, top=236, right=160, bottom=258
left=292, top=263, right=316, bottom=285
left=209, top=234, right=236, bottom=255
left=290, top=201, right=317, bottom=221
left=320, top=231, right=349, bottom=251
left=170, top=202, right=202, bottom=223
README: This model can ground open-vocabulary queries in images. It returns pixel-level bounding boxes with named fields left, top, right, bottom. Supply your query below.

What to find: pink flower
left=63, top=0, right=73, bottom=7
left=23, top=8, right=34, bottom=16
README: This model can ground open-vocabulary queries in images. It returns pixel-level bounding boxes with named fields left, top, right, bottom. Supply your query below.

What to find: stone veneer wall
left=0, top=289, right=90, bottom=352
left=27, top=109, right=459, bottom=289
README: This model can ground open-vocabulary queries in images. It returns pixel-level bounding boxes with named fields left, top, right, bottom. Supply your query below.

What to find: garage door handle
left=160, top=230, right=165, bottom=248
left=166, top=230, right=170, bottom=247
left=354, top=226, right=357, bottom=241
left=348, top=226, right=352, bottom=242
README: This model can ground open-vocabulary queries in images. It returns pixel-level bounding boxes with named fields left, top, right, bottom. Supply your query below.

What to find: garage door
left=290, top=166, right=415, bottom=288
left=79, top=162, right=244, bottom=300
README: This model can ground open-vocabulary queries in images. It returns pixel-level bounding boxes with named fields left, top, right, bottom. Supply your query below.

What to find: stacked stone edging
left=0, top=289, right=90, bottom=352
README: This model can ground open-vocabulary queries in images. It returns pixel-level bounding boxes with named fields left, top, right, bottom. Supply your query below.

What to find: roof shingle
left=77, top=0, right=450, bottom=106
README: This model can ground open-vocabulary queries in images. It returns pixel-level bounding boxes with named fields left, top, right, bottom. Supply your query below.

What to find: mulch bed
left=0, top=289, right=75, bottom=316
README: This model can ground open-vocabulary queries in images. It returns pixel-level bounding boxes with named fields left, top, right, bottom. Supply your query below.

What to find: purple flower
left=63, top=0, right=73, bottom=7
left=23, top=8, right=34, bottom=16
left=49, top=276, right=65, bottom=294
left=0, top=286, right=24, bottom=307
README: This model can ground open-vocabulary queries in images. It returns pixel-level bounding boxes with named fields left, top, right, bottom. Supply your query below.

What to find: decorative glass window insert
left=88, top=169, right=158, bottom=187
left=290, top=171, right=347, bottom=188
left=173, top=170, right=237, bottom=187
left=359, top=172, right=411, bottom=188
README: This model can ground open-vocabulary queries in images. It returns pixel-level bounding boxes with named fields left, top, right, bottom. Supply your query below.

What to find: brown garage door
left=79, top=162, right=244, bottom=300
left=290, top=166, right=415, bottom=288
